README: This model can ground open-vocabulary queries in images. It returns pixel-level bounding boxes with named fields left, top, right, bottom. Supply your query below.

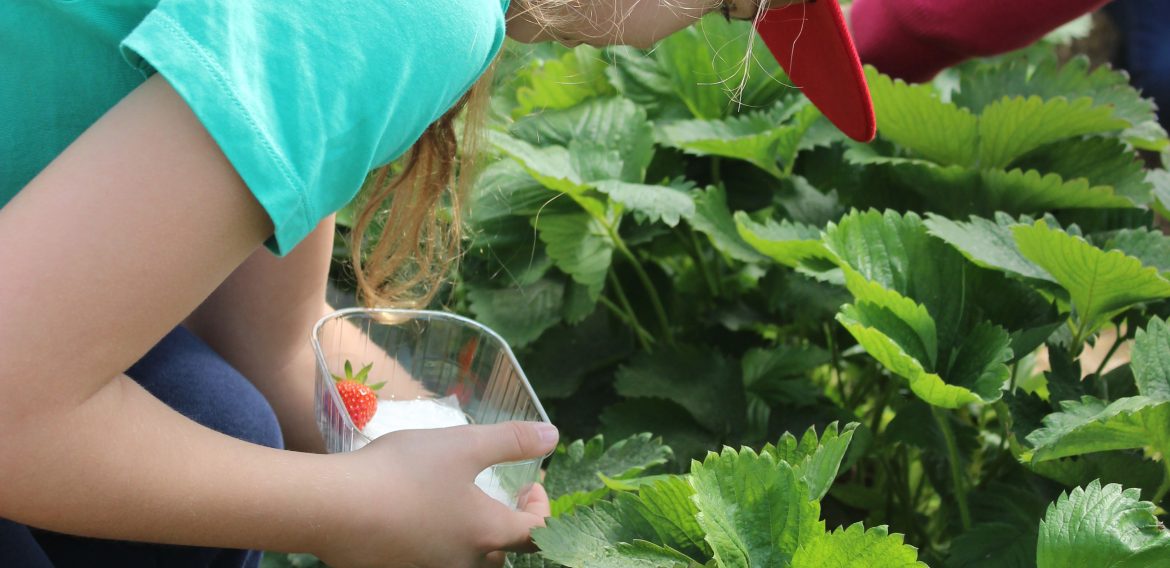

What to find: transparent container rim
left=312, top=307, right=554, bottom=459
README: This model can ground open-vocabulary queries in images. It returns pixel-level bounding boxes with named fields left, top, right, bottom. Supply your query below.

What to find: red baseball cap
left=755, top=0, right=876, bottom=142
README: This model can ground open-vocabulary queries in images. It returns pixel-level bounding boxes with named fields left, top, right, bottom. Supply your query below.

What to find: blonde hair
left=349, top=63, right=494, bottom=309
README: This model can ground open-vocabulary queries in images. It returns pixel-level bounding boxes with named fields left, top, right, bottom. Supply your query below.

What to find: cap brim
left=755, top=0, right=876, bottom=142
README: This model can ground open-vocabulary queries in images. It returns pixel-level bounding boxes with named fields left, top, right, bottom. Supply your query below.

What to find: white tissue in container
left=312, top=308, right=551, bottom=509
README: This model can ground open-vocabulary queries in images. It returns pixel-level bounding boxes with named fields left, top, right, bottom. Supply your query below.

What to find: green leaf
left=1012, top=136, right=1152, bottom=205
left=544, top=433, right=672, bottom=512
left=690, top=448, right=823, bottom=568
left=533, top=213, right=615, bottom=302
left=654, top=16, right=789, bottom=119
left=512, top=45, right=614, bottom=118
left=1025, top=395, right=1170, bottom=462
left=980, top=168, right=1135, bottom=212
left=1151, top=170, right=1170, bottom=219
left=924, top=213, right=1055, bottom=283
left=1013, top=221, right=1170, bottom=337
left=954, top=56, right=1162, bottom=146
left=838, top=303, right=996, bottom=408
left=791, top=523, right=924, bottom=568
left=764, top=422, right=858, bottom=501
left=595, top=181, right=694, bottom=227
left=655, top=102, right=819, bottom=178
left=734, top=213, right=831, bottom=269
left=1132, top=317, right=1170, bottom=401
left=689, top=186, right=768, bottom=263
left=466, top=279, right=563, bottom=347
left=1102, top=228, right=1170, bottom=274
left=533, top=500, right=661, bottom=567
left=614, top=347, right=746, bottom=436
left=865, top=67, right=978, bottom=166
left=1037, top=481, right=1170, bottom=568
left=629, top=477, right=710, bottom=559
left=510, top=98, right=654, bottom=185
left=976, top=96, right=1129, bottom=168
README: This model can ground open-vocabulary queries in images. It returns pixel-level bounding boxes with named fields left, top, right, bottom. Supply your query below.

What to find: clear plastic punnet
left=312, top=308, right=551, bottom=509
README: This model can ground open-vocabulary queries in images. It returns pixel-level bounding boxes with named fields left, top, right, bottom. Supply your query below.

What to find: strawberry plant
left=442, top=14, right=1170, bottom=566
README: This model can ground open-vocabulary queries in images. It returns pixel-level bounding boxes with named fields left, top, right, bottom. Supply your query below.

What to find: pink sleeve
left=849, top=0, right=1110, bottom=83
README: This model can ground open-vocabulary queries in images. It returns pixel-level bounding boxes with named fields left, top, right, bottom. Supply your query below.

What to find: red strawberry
left=333, top=361, right=384, bottom=430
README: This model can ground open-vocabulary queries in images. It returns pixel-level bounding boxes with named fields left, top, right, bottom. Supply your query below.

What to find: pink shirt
left=850, top=0, right=1110, bottom=82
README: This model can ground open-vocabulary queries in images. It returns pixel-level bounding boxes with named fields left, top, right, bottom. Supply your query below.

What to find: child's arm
left=0, top=74, right=554, bottom=566
left=182, top=215, right=337, bottom=454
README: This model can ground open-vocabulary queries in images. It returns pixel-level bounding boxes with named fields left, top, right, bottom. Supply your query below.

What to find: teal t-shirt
left=0, top=0, right=508, bottom=254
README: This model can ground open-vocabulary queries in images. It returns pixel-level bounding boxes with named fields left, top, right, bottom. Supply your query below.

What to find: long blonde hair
left=348, top=68, right=493, bottom=309
left=349, top=0, right=603, bottom=308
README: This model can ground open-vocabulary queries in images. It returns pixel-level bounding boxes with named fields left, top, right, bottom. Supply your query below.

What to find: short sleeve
left=120, top=0, right=507, bottom=254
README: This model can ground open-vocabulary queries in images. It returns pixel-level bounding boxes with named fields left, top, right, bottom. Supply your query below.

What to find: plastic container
left=312, top=308, right=551, bottom=509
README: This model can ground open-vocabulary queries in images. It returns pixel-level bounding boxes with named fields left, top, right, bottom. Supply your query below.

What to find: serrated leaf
left=689, top=186, right=768, bottom=263
left=980, top=168, right=1134, bottom=212
left=1133, top=317, right=1170, bottom=401
left=511, top=98, right=654, bottom=185
left=595, top=181, right=694, bottom=227
left=1025, top=395, right=1170, bottom=462
left=614, top=347, right=745, bottom=436
left=791, top=523, right=924, bottom=567
left=533, top=213, right=615, bottom=302
left=977, top=96, right=1129, bottom=168
left=838, top=304, right=991, bottom=408
left=655, top=102, right=819, bottom=178
left=825, top=210, right=1015, bottom=406
left=512, top=45, right=614, bottom=118
left=654, top=15, right=789, bottom=119
left=924, top=213, right=1055, bottom=283
left=628, top=477, right=710, bottom=559
left=734, top=213, right=831, bottom=269
left=691, top=448, right=823, bottom=568
left=865, top=67, right=978, bottom=166
left=1013, top=136, right=1152, bottom=204
left=955, top=56, right=1159, bottom=138
left=466, top=279, right=563, bottom=348
left=545, top=433, right=672, bottom=503
left=764, top=422, right=858, bottom=501
left=533, top=500, right=661, bottom=567
left=1037, top=481, right=1170, bottom=568
left=1102, top=228, right=1170, bottom=274
left=1013, top=221, right=1170, bottom=337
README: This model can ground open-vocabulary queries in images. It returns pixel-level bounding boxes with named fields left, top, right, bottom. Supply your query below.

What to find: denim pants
left=1107, top=0, right=1170, bottom=131
left=0, top=327, right=285, bottom=567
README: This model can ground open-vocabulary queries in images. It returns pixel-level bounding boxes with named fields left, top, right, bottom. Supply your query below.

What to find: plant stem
left=931, top=406, right=973, bottom=531
left=1092, top=322, right=1125, bottom=401
left=599, top=295, right=654, bottom=350
left=689, top=228, right=721, bottom=298
left=1154, top=456, right=1170, bottom=506
left=607, top=230, right=674, bottom=346
left=710, top=157, right=723, bottom=186
left=606, top=271, right=653, bottom=351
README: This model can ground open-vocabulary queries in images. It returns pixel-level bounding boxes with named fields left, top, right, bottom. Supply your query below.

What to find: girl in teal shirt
left=0, top=0, right=792, bottom=566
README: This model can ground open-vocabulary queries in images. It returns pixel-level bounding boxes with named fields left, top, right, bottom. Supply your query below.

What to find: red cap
left=755, top=0, right=876, bottom=142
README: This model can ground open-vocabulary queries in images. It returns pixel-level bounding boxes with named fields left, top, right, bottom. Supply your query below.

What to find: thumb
left=461, top=421, right=559, bottom=472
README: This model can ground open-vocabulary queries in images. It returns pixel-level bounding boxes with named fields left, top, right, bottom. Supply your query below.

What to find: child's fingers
left=458, top=421, right=559, bottom=474
left=520, top=483, right=551, bottom=519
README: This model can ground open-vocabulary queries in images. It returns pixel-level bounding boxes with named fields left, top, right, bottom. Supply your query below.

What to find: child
left=0, top=1, right=869, bottom=566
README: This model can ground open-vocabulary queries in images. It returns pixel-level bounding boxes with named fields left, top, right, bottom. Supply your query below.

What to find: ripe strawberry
left=332, top=361, right=384, bottom=430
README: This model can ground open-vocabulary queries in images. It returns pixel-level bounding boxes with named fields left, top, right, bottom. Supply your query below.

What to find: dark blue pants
left=0, top=327, right=284, bottom=567
left=1107, top=0, right=1170, bottom=132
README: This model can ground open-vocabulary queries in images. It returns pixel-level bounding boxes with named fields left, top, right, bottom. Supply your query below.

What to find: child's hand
left=314, top=421, right=558, bottom=568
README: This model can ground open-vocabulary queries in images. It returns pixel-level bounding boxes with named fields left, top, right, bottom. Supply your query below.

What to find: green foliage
left=1037, top=481, right=1170, bottom=568
left=435, top=28, right=1170, bottom=568
left=544, top=433, right=672, bottom=516
left=526, top=426, right=928, bottom=568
